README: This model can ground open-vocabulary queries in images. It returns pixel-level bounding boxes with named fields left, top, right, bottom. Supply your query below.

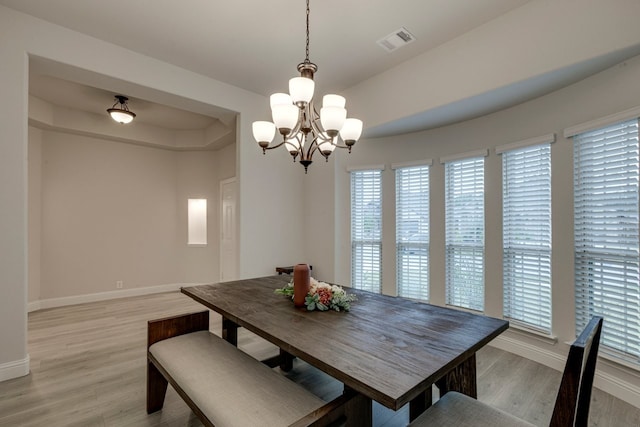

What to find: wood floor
left=0, top=291, right=638, bottom=426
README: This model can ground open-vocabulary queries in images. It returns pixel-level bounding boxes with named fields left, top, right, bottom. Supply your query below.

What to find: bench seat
left=149, top=330, right=326, bottom=427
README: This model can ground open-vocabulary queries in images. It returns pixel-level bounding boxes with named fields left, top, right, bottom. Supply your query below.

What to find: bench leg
left=409, top=386, right=433, bottom=422
left=147, top=360, right=168, bottom=413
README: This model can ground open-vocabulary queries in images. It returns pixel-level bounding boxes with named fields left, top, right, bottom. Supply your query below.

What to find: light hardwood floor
left=0, top=292, right=638, bottom=426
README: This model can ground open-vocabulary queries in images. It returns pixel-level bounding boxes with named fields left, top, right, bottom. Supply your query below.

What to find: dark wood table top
left=182, top=275, right=508, bottom=410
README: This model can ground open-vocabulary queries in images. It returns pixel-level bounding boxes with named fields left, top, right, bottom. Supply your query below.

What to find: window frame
left=442, top=151, right=487, bottom=312
left=571, top=117, right=640, bottom=364
left=498, top=138, right=553, bottom=333
left=350, top=168, right=384, bottom=293
left=394, top=161, right=431, bottom=301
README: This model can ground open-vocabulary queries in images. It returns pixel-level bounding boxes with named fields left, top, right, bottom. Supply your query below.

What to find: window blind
left=502, top=144, right=552, bottom=332
left=395, top=165, right=429, bottom=300
left=351, top=169, right=382, bottom=293
left=445, top=157, right=485, bottom=311
left=574, top=118, right=640, bottom=363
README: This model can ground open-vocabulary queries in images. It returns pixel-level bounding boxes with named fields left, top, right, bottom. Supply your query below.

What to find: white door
left=220, top=178, right=238, bottom=281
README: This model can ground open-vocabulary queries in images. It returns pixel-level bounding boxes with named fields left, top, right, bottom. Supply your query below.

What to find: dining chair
left=409, top=316, right=603, bottom=427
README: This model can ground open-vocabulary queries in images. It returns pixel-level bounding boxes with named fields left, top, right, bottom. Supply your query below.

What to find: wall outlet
left=116, top=280, right=124, bottom=289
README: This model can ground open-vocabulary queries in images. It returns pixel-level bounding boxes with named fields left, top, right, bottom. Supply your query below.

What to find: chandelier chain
left=305, top=0, right=310, bottom=63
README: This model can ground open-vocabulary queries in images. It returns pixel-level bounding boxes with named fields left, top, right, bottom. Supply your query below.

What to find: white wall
left=306, top=55, right=640, bottom=406
left=216, top=143, right=236, bottom=182
left=27, top=129, right=239, bottom=300
left=176, top=150, right=219, bottom=284
left=27, top=128, right=43, bottom=303
left=39, top=131, right=178, bottom=298
left=0, top=5, right=303, bottom=381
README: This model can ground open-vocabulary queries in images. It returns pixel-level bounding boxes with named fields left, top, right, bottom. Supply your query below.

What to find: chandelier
left=252, top=0, right=363, bottom=173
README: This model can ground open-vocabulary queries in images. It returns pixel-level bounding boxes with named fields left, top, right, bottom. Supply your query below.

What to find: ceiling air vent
left=377, top=27, right=416, bottom=52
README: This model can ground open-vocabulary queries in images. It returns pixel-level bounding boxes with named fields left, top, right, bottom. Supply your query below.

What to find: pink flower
left=317, top=288, right=332, bottom=306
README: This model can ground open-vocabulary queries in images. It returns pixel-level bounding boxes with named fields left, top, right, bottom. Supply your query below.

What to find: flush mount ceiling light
left=107, top=95, right=136, bottom=124
left=252, top=0, right=363, bottom=173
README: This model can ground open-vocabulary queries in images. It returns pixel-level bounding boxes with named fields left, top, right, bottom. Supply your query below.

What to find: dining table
left=181, top=275, right=509, bottom=426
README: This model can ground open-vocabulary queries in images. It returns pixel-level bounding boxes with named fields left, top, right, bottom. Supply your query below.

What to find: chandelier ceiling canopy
left=252, top=0, right=363, bottom=173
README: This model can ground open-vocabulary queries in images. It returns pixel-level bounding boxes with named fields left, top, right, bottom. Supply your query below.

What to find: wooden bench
left=147, top=311, right=357, bottom=427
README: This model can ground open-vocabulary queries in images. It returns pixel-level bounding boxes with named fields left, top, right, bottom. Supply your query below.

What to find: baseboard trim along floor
left=27, top=282, right=204, bottom=313
left=0, top=355, right=29, bottom=382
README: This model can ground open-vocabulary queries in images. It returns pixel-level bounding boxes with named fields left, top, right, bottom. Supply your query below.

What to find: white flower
left=331, top=285, right=345, bottom=296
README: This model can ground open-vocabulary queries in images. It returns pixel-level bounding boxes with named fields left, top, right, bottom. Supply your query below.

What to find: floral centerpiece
left=275, top=277, right=357, bottom=312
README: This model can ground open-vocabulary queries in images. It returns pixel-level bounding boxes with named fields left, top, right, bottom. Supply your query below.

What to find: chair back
left=549, top=316, right=603, bottom=427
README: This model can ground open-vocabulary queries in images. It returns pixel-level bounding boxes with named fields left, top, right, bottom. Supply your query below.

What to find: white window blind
left=351, top=169, right=382, bottom=293
left=502, top=144, right=552, bottom=332
left=396, top=165, right=430, bottom=300
left=445, top=157, right=485, bottom=311
left=574, top=118, right=640, bottom=363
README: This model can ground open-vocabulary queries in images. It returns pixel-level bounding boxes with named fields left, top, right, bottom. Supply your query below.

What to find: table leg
left=435, top=353, right=477, bottom=398
left=279, top=349, right=294, bottom=372
left=222, top=317, right=238, bottom=346
left=343, top=386, right=372, bottom=427
left=409, top=386, right=433, bottom=422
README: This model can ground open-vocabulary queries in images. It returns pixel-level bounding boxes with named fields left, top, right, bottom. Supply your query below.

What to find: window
left=187, top=198, right=207, bottom=245
left=395, top=164, right=430, bottom=300
left=500, top=143, right=552, bottom=332
left=573, top=118, right=640, bottom=362
left=444, top=155, right=485, bottom=311
left=351, top=169, right=382, bottom=293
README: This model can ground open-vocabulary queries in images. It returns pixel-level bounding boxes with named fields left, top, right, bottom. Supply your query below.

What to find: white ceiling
left=3, top=0, right=531, bottom=95
left=2, top=0, right=638, bottom=136
left=29, top=74, right=219, bottom=131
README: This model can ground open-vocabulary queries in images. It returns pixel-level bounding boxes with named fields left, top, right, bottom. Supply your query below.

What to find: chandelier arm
left=307, top=101, right=325, bottom=135
left=305, top=137, right=322, bottom=159
left=288, top=108, right=305, bottom=137
left=289, top=132, right=304, bottom=152
left=309, top=117, right=334, bottom=147
left=263, top=139, right=289, bottom=151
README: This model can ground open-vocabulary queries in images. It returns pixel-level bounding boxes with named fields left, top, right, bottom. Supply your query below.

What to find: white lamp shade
left=272, top=104, right=299, bottom=131
left=285, top=139, right=300, bottom=153
left=322, top=94, right=346, bottom=108
left=109, top=110, right=135, bottom=124
left=252, top=121, right=276, bottom=143
left=270, top=93, right=292, bottom=109
left=320, top=106, right=347, bottom=133
left=339, top=118, right=363, bottom=141
left=318, top=139, right=336, bottom=153
left=289, top=77, right=315, bottom=104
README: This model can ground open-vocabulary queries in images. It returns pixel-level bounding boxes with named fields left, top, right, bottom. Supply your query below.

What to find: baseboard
left=27, top=300, right=42, bottom=312
left=491, top=334, right=640, bottom=408
left=0, top=354, right=30, bottom=382
left=490, top=334, right=566, bottom=371
left=27, top=283, right=204, bottom=313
